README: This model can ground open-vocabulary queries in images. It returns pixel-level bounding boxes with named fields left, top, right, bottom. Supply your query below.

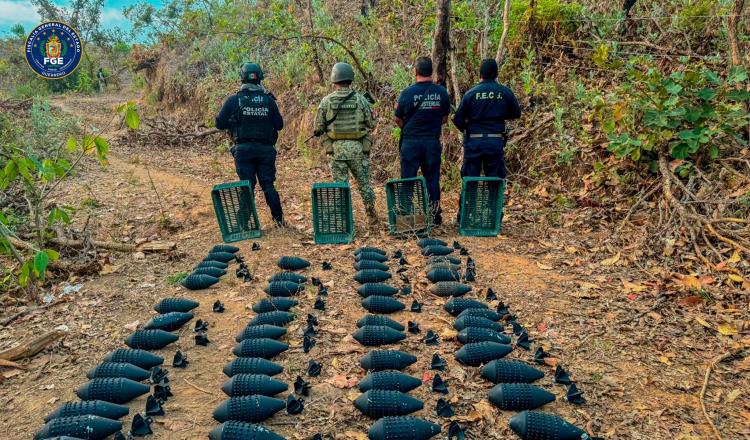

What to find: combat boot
left=365, top=205, right=379, bottom=226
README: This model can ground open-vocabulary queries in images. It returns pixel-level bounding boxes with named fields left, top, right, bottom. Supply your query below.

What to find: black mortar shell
left=356, top=315, right=405, bottom=331
left=430, top=282, right=471, bottom=297
left=458, top=308, right=503, bottom=321
left=455, top=342, right=513, bottom=366
left=426, top=268, right=461, bottom=283
left=488, top=384, right=555, bottom=410
left=76, top=378, right=150, bottom=404
left=211, top=244, right=239, bottom=254
left=418, top=238, right=447, bottom=248
left=358, top=283, right=399, bottom=298
left=192, top=267, right=226, bottom=278
left=209, top=421, right=285, bottom=440
left=367, top=416, right=441, bottom=440
left=124, top=329, right=178, bottom=350
left=457, top=327, right=511, bottom=344
left=355, top=246, right=387, bottom=255
left=205, top=252, right=236, bottom=263
left=86, top=362, right=150, bottom=381
left=213, top=395, right=286, bottom=423
left=452, top=315, right=502, bottom=332
left=182, top=274, right=220, bottom=290
left=355, top=260, right=390, bottom=271
left=102, top=349, right=163, bottom=369
left=232, top=338, right=289, bottom=358
left=354, top=390, right=423, bottom=418
left=267, top=272, right=307, bottom=284
left=358, top=371, right=422, bottom=393
left=235, top=324, right=287, bottom=342
left=354, top=269, right=392, bottom=284
left=220, top=374, right=289, bottom=397
left=223, top=357, right=284, bottom=377
left=153, top=298, right=199, bottom=314
left=44, top=400, right=129, bottom=422
left=443, top=298, right=488, bottom=316
left=249, top=311, right=295, bottom=327
left=360, top=350, right=417, bottom=371
left=420, top=245, right=453, bottom=256
left=361, top=295, right=405, bottom=314
left=355, top=252, right=389, bottom=262
left=251, top=298, right=298, bottom=313
left=195, top=260, right=229, bottom=270
left=143, top=312, right=194, bottom=331
left=34, top=415, right=122, bottom=440
left=354, top=326, right=406, bottom=346
left=481, top=360, right=545, bottom=384
left=276, top=256, right=310, bottom=271
left=508, top=411, right=587, bottom=440
left=263, top=281, right=304, bottom=297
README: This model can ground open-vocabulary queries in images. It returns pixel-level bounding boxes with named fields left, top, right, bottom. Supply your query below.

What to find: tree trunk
left=495, top=0, right=511, bottom=66
left=449, top=28, right=461, bottom=107
left=431, top=0, right=451, bottom=86
left=480, top=1, right=490, bottom=59
left=360, top=0, right=376, bottom=15
left=529, top=0, right=541, bottom=73
left=305, top=0, right=325, bottom=84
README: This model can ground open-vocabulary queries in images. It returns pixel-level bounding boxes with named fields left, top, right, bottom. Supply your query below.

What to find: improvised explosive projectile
left=195, top=260, right=229, bottom=270
left=353, top=326, right=406, bottom=346
left=357, top=315, right=405, bottom=331
left=418, top=238, right=447, bottom=248
left=455, top=342, right=513, bottom=366
left=489, top=384, right=555, bottom=410
left=223, top=357, right=284, bottom=377
left=354, top=269, right=392, bottom=284
left=221, top=374, right=289, bottom=397
left=509, top=411, right=589, bottom=440
left=361, top=350, right=417, bottom=371
left=355, top=251, right=388, bottom=263
left=153, top=298, right=199, bottom=314
left=232, top=338, right=289, bottom=359
left=213, top=395, right=286, bottom=423
left=457, top=327, right=511, bottom=345
left=124, top=329, right=178, bottom=350
left=264, top=281, right=304, bottom=297
left=144, top=312, right=194, bottom=332
left=192, top=267, right=227, bottom=278
left=190, top=267, right=227, bottom=278
left=354, top=390, right=424, bottom=418
left=44, top=400, right=129, bottom=422
left=252, top=297, right=298, bottom=313
left=358, top=283, right=399, bottom=298
left=103, top=349, right=163, bottom=369
left=368, top=416, right=441, bottom=440
left=482, top=360, right=545, bottom=384
left=86, top=362, right=150, bottom=382
left=182, top=274, right=220, bottom=290
left=427, top=255, right=461, bottom=265
left=425, top=262, right=461, bottom=273
left=355, top=246, right=387, bottom=255
left=34, top=415, right=122, bottom=440
left=430, top=282, right=471, bottom=297
left=453, top=315, right=502, bottom=332
left=205, top=252, right=236, bottom=263
left=235, top=324, right=287, bottom=342
left=209, top=421, right=285, bottom=440
left=76, top=378, right=150, bottom=404
left=426, top=268, right=461, bottom=283
left=420, top=245, right=453, bottom=256
left=277, top=256, right=310, bottom=271
left=355, top=260, right=390, bottom=271
left=358, top=371, right=422, bottom=393
left=458, top=308, right=503, bottom=321
left=211, top=244, right=239, bottom=254
left=443, top=298, right=488, bottom=316
left=362, top=295, right=405, bottom=314
left=249, top=311, right=295, bottom=327
left=267, top=272, right=307, bottom=284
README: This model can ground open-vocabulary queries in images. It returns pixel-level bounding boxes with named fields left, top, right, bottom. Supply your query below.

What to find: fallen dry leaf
left=600, top=252, right=620, bottom=266
left=536, top=262, right=553, bottom=270
left=717, top=322, right=738, bottom=336
left=681, top=296, right=703, bottom=307
left=344, top=431, right=368, bottom=440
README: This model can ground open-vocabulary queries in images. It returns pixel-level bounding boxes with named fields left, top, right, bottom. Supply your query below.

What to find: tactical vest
left=326, top=93, right=368, bottom=140
left=233, top=91, right=275, bottom=144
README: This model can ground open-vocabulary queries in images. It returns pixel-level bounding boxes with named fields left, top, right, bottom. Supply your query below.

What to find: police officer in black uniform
left=453, top=59, right=521, bottom=180
left=215, top=63, right=285, bottom=226
left=394, top=56, right=451, bottom=225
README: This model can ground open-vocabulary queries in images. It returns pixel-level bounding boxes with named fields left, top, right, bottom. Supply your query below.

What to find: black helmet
left=240, top=63, right=264, bottom=82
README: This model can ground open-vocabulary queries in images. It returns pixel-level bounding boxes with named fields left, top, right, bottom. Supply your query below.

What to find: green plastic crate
left=211, top=180, right=261, bottom=243
left=459, top=177, right=506, bottom=236
left=311, top=182, right=354, bottom=244
left=385, top=176, right=431, bottom=237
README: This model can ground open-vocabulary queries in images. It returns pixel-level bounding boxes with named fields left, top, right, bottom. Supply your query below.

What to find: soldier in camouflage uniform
left=314, top=62, right=378, bottom=224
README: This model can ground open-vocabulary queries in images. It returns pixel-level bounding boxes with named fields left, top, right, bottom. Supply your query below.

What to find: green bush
left=606, top=58, right=749, bottom=172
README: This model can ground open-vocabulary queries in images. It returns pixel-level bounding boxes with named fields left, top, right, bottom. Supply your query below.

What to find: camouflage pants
left=329, top=154, right=376, bottom=207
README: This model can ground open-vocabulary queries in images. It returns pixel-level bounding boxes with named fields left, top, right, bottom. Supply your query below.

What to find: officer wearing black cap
left=453, top=59, right=521, bottom=180
left=215, top=62, right=285, bottom=226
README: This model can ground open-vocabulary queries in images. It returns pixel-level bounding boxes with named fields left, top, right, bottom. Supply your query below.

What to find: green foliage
left=117, top=102, right=141, bottom=129
left=508, top=0, right=584, bottom=41
left=0, top=99, right=138, bottom=293
left=166, top=271, right=188, bottom=285
left=606, top=59, right=749, bottom=169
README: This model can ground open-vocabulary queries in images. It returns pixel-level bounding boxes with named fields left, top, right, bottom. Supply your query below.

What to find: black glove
left=313, top=129, right=324, bottom=137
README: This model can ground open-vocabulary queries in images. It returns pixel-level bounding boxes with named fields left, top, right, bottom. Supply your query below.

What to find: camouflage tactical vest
left=326, top=92, right=368, bottom=141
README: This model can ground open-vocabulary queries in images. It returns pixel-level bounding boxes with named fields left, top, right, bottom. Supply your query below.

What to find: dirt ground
left=0, top=92, right=748, bottom=440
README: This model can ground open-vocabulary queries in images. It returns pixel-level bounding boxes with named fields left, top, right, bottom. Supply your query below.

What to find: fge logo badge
left=25, top=21, right=82, bottom=79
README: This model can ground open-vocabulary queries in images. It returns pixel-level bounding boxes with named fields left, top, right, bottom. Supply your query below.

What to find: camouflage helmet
left=331, top=62, right=355, bottom=83
left=240, top=63, right=264, bottom=82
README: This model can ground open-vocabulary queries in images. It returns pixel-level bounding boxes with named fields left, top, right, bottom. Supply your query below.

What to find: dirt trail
left=0, top=92, right=745, bottom=440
